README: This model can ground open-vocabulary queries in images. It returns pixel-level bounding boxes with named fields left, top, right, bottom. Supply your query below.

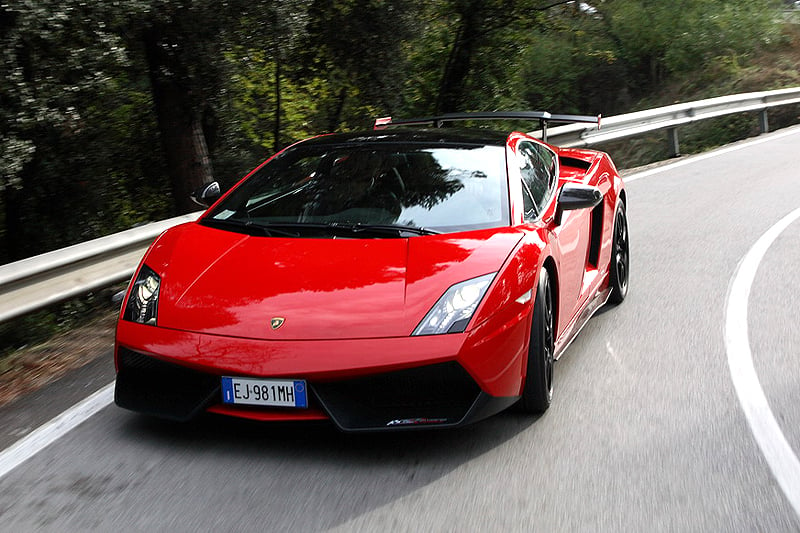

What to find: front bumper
left=114, top=312, right=529, bottom=431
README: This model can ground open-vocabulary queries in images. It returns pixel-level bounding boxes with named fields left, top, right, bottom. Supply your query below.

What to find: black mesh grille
left=312, top=362, right=481, bottom=430
left=588, top=202, right=604, bottom=267
left=115, top=347, right=220, bottom=421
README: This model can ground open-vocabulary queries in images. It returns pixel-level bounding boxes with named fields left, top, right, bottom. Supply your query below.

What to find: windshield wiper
left=234, top=221, right=438, bottom=236
left=327, top=223, right=439, bottom=236
left=203, top=219, right=438, bottom=238
left=201, top=218, right=300, bottom=237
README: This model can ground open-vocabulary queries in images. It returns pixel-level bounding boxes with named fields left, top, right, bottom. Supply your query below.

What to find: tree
left=0, top=1, right=147, bottom=261
left=298, top=0, right=418, bottom=130
left=226, top=3, right=310, bottom=156
left=69, top=1, right=312, bottom=214
left=434, top=0, right=575, bottom=113
left=118, top=2, right=264, bottom=213
left=597, top=0, right=782, bottom=93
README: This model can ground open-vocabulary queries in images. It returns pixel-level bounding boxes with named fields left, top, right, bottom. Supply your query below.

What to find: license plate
left=221, top=377, right=308, bottom=408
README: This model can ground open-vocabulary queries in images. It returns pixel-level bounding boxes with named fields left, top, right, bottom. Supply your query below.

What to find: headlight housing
left=412, top=272, right=495, bottom=336
left=122, top=265, right=161, bottom=326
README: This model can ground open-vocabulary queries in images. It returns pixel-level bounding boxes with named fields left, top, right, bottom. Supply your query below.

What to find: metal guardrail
left=543, top=87, right=800, bottom=154
left=1, top=87, right=799, bottom=324
left=0, top=212, right=200, bottom=323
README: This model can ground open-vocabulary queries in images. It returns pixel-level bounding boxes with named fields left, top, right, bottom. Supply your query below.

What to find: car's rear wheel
left=608, top=201, right=629, bottom=305
left=519, top=268, right=555, bottom=413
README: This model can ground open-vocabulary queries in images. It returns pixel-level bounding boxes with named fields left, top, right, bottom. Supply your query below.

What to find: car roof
left=297, top=128, right=511, bottom=149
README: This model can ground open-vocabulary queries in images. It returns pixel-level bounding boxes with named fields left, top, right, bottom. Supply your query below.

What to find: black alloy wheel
left=520, top=268, right=555, bottom=413
left=608, top=201, right=629, bottom=305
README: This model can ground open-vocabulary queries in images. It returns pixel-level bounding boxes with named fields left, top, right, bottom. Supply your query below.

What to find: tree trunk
left=436, top=10, right=479, bottom=114
left=274, top=57, right=282, bottom=153
left=143, top=28, right=214, bottom=214
left=327, top=86, right=348, bottom=132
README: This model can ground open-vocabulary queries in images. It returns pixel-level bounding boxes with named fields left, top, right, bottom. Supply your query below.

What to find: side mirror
left=554, top=183, right=602, bottom=225
left=191, top=181, right=221, bottom=207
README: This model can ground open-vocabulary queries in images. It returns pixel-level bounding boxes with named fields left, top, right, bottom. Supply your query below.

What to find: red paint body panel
left=140, top=223, right=523, bottom=340
left=206, top=404, right=329, bottom=421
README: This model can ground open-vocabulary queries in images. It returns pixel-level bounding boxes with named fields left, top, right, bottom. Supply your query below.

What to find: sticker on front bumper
left=386, top=417, right=449, bottom=426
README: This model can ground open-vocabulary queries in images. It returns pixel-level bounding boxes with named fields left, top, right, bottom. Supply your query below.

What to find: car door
left=517, top=141, right=590, bottom=335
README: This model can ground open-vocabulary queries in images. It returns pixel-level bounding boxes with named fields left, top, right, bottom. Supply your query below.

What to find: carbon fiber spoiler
left=373, top=111, right=601, bottom=143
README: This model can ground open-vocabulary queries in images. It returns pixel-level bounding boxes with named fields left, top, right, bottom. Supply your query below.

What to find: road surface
left=1, top=127, right=799, bottom=531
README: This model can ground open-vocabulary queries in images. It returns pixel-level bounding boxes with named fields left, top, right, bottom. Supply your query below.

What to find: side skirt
left=553, top=284, right=611, bottom=361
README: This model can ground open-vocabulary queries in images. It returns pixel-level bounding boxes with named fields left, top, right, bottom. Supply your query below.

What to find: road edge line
left=724, top=206, right=800, bottom=521
left=0, top=382, right=114, bottom=481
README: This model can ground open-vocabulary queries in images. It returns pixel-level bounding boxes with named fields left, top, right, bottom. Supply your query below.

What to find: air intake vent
left=115, top=347, right=220, bottom=421
left=312, top=362, right=481, bottom=430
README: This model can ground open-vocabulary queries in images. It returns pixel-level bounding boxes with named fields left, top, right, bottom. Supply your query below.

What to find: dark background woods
left=1, top=0, right=796, bottom=262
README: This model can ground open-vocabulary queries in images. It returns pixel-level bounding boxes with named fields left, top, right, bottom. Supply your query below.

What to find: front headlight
left=412, top=272, right=495, bottom=336
left=122, top=265, right=161, bottom=325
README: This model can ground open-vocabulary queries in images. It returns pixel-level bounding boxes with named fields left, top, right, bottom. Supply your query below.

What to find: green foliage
left=398, top=3, right=455, bottom=116
left=679, top=114, right=759, bottom=154
left=296, top=0, right=417, bottom=128
left=229, top=50, right=326, bottom=150
left=603, top=0, right=782, bottom=89
left=0, top=1, right=172, bottom=261
left=515, top=9, right=627, bottom=114
left=0, top=0, right=794, bottom=264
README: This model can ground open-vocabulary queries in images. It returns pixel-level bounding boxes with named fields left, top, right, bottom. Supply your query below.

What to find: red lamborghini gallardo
left=114, top=112, right=628, bottom=431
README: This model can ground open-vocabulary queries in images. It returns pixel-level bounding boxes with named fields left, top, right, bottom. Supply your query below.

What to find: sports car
left=114, top=111, right=628, bottom=431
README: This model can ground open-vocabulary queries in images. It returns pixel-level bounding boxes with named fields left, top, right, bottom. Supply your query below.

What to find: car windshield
left=204, top=143, right=509, bottom=236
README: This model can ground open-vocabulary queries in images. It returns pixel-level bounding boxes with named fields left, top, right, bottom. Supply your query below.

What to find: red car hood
left=143, top=222, right=523, bottom=340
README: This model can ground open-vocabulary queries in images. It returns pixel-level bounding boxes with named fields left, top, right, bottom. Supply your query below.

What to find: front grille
left=312, top=362, right=481, bottom=430
left=115, top=347, right=220, bottom=421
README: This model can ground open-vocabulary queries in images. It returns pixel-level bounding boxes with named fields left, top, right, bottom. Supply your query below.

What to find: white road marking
left=724, top=206, right=800, bottom=520
left=0, top=382, right=114, bottom=481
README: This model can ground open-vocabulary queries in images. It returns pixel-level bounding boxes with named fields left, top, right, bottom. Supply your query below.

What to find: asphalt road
left=2, top=127, right=800, bottom=532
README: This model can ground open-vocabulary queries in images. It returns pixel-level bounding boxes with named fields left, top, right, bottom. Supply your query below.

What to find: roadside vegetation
left=1, top=0, right=799, bottom=368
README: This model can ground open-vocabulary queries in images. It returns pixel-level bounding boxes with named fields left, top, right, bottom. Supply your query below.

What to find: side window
left=535, top=145, right=557, bottom=191
left=517, top=142, right=555, bottom=220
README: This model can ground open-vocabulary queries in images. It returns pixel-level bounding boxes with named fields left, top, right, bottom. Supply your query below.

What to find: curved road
left=2, top=127, right=800, bottom=531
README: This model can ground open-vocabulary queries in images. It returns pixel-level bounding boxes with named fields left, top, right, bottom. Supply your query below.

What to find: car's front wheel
left=519, top=268, right=555, bottom=413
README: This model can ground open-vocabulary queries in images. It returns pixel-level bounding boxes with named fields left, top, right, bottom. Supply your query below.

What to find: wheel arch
left=541, top=255, right=559, bottom=337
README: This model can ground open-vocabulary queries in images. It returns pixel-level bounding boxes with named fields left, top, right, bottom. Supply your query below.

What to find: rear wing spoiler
left=373, top=111, right=601, bottom=143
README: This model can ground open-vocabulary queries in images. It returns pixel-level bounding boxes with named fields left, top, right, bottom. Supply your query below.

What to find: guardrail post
left=667, top=127, right=680, bottom=157
left=759, top=110, right=769, bottom=134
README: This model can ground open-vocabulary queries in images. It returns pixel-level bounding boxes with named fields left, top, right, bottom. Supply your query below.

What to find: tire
left=520, top=268, right=555, bottom=413
left=608, top=201, right=629, bottom=305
